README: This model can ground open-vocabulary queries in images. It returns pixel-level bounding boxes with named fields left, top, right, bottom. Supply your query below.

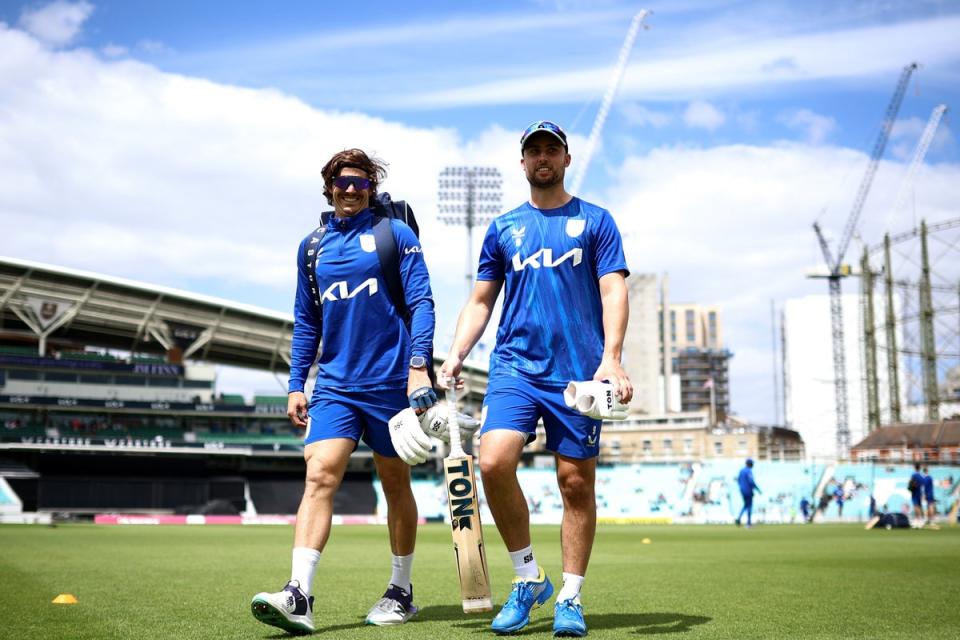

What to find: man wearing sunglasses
left=251, top=148, right=436, bottom=634
left=440, top=121, right=632, bottom=637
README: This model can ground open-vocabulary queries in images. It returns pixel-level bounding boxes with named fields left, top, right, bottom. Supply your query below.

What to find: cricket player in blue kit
left=251, top=149, right=437, bottom=634
left=440, top=121, right=633, bottom=637
left=923, top=466, right=937, bottom=526
left=735, top=459, right=761, bottom=527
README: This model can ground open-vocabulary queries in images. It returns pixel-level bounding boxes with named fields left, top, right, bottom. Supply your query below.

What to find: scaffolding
left=860, top=217, right=960, bottom=429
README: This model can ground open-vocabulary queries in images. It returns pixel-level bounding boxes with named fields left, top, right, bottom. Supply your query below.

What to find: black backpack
left=876, top=512, right=910, bottom=529
left=299, top=193, right=435, bottom=384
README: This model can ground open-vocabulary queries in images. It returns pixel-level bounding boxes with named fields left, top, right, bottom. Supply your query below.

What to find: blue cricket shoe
left=553, top=597, right=587, bottom=637
left=491, top=567, right=554, bottom=634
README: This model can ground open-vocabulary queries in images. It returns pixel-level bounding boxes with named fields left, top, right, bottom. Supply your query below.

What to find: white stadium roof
left=0, top=255, right=294, bottom=372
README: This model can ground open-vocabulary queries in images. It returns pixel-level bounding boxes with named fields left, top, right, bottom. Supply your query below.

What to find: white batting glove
left=419, top=405, right=481, bottom=443
left=563, top=381, right=629, bottom=421
left=388, top=408, right=432, bottom=465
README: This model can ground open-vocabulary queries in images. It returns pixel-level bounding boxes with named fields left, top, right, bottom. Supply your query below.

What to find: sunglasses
left=333, top=175, right=371, bottom=191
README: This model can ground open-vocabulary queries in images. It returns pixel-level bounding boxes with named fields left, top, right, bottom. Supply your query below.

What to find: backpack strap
left=372, top=215, right=409, bottom=324
left=371, top=214, right=435, bottom=389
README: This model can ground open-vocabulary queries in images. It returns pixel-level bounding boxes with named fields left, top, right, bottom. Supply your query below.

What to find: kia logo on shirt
left=511, top=248, right=582, bottom=271
left=321, top=278, right=379, bottom=302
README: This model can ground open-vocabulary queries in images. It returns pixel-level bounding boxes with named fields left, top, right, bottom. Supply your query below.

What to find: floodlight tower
left=437, top=167, right=503, bottom=301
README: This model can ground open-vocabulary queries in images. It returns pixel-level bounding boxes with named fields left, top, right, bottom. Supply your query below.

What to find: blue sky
left=0, top=0, right=958, bottom=423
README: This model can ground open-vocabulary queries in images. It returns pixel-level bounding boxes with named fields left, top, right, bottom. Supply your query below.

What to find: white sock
left=508, top=545, right=539, bottom=579
left=290, top=547, right=321, bottom=596
left=556, top=572, right=584, bottom=602
left=389, top=553, right=414, bottom=592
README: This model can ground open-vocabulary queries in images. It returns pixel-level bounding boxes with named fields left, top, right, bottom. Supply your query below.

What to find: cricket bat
left=443, top=382, right=492, bottom=613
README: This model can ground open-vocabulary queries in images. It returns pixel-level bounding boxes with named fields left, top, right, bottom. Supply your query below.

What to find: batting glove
left=408, top=386, right=438, bottom=412
left=418, top=405, right=481, bottom=443
left=388, top=408, right=432, bottom=465
left=563, top=381, right=629, bottom=420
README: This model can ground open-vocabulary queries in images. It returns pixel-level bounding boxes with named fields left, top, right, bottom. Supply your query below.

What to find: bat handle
left=445, top=377, right=465, bottom=458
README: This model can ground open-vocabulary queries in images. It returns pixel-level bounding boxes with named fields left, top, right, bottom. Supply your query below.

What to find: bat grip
left=445, top=377, right=465, bottom=458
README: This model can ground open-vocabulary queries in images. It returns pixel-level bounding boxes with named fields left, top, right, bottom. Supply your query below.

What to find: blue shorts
left=480, top=376, right=601, bottom=459
left=741, top=493, right=753, bottom=509
left=911, top=492, right=923, bottom=507
left=305, top=386, right=405, bottom=457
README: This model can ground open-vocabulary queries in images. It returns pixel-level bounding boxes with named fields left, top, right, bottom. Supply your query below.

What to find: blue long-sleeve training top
left=288, top=208, right=435, bottom=394
left=738, top=467, right=759, bottom=496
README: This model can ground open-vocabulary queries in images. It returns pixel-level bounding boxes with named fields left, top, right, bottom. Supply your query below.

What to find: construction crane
left=884, top=103, right=948, bottom=230
left=570, top=9, right=651, bottom=195
left=811, top=61, right=917, bottom=459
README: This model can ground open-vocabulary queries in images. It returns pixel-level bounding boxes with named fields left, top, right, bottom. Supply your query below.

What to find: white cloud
left=779, top=108, right=836, bottom=144
left=18, top=0, right=93, bottom=47
left=620, top=102, right=673, bottom=128
left=138, top=39, right=173, bottom=55
left=683, top=100, right=725, bottom=130
left=101, top=43, right=128, bottom=58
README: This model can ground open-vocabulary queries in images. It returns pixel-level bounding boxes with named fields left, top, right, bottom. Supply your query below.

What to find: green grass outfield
left=2, top=522, right=958, bottom=639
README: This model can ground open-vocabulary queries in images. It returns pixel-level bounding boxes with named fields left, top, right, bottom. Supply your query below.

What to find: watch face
left=410, top=356, right=427, bottom=369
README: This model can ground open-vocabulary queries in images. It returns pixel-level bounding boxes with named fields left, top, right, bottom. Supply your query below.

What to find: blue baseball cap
left=521, top=120, right=568, bottom=151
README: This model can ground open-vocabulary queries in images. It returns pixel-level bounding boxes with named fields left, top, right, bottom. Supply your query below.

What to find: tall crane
left=884, top=103, right=948, bottom=230
left=812, top=62, right=917, bottom=459
left=570, top=9, right=651, bottom=195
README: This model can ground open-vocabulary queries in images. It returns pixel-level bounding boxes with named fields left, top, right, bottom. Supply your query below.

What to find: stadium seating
left=193, top=431, right=303, bottom=445
left=0, top=345, right=39, bottom=356
left=59, top=351, right=119, bottom=362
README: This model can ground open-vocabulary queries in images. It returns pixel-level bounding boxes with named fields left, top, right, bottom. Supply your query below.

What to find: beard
left=526, top=165, right=564, bottom=188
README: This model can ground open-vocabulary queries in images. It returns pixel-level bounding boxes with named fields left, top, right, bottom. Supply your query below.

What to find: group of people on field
left=249, top=120, right=632, bottom=637
left=908, top=463, right=939, bottom=527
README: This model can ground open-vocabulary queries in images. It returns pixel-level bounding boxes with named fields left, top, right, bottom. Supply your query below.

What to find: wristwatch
left=409, top=355, right=428, bottom=369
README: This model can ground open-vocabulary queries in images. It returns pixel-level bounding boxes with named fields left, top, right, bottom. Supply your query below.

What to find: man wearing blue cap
left=735, top=458, right=761, bottom=528
left=440, top=120, right=632, bottom=637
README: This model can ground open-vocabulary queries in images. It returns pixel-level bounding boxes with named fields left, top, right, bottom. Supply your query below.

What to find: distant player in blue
left=251, top=149, right=436, bottom=634
left=922, top=466, right=936, bottom=525
left=800, top=496, right=811, bottom=522
left=440, top=120, right=632, bottom=637
left=735, top=458, right=761, bottom=527
left=833, top=484, right=845, bottom=518
left=909, top=463, right=925, bottom=525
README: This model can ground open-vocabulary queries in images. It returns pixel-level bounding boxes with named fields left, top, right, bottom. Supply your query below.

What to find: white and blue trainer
left=251, top=580, right=315, bottom=635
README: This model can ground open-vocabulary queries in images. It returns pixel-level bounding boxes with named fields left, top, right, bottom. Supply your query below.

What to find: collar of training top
left=329, top=207, right=374, bottom=230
